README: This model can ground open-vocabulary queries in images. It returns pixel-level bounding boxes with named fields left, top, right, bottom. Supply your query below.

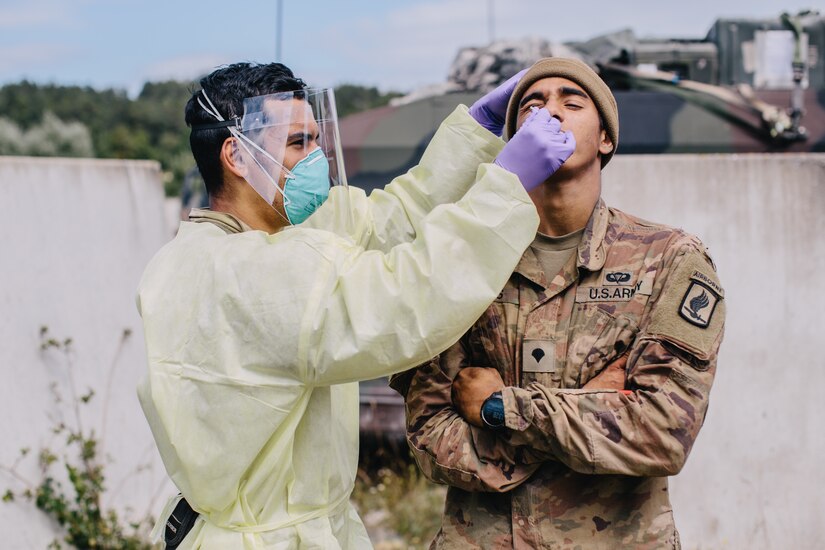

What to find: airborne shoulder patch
left=679, top=280, right=719, bottom=328
left=646, top=249, right=726, bottom=360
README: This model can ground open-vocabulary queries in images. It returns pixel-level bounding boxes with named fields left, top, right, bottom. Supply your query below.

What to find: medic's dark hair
left=184, top=62, right=307, bottom=199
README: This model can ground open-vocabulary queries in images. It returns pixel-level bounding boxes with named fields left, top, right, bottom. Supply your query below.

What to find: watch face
left=481, top=394, right=505, bottom=427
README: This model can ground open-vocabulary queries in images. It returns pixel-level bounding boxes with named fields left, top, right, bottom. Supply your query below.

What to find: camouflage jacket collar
left=576, top=198, right=609, bottom=273
left=188, top=208, right=253, bottom=234
left=514, top=246, right=548, bottom=288
left=514, top=198, right=609, bottom=289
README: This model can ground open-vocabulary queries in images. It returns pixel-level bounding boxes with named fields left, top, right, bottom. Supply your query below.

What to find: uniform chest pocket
left=464, top=298, right=519, bottom=379
left=565, top=306, right=639, bottom=387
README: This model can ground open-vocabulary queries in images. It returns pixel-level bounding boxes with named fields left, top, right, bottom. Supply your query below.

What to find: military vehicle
left=353, top=9, right=824, bottom=446
left=342, top=9, right=824, bottom=191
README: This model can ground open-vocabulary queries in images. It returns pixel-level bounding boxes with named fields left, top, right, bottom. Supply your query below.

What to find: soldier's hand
left=451, top=367, right=505, bottom=427
left=582, top=354, right=629, bottom=391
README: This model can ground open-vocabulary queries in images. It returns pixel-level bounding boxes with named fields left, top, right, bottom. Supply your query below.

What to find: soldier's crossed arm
left=400, top=343, right=542, bottom=493
left=501, top=241, right=725, bottom=476
left=400, top=348, right=632, bottom=492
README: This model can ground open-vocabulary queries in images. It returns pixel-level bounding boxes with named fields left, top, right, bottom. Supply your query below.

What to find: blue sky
left=0, top=0, right=816, bottom=95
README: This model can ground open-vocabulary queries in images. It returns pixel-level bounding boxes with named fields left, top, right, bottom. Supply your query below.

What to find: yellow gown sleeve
left=303, top=105, right=506, bottom=252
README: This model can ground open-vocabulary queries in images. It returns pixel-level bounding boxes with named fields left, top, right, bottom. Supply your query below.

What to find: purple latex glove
left=468, top=69, right=528, bottom=136
left=493, top=107, right=576, bottom=191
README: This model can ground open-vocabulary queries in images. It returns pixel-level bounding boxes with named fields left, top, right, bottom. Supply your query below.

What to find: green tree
left=333, top=84, right=403, bottom=118
left=0, top=112, right=93, bottom=157
left=24, top=112, right=95, bottom=157
left=0, top=117, right=24, bottom=155
left=0, top=80, right=406, bottom=196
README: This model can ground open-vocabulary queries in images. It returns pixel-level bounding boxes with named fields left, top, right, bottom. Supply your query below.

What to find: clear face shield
left=200, top=88, right=347, bottom=226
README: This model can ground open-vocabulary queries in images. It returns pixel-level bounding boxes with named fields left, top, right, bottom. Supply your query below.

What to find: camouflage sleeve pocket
left=646, top=249, right=725, bottom=361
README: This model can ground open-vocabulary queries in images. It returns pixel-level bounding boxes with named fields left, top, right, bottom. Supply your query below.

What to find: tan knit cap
left=504, top=57, right=619, bottom=167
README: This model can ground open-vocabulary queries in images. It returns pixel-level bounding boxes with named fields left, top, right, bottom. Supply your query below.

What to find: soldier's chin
left=543, top=169, right=568, bottom=187
left=552, top=158, right=579, bottom=179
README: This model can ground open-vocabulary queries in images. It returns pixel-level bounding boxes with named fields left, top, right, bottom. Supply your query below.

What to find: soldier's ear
left=599, top=129, right=614, bottom=156
left=221, top=137, right=247, bottom=179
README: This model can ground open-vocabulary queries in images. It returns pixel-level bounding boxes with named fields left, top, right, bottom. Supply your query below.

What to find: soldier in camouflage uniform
left=391, top=58, right=726, bottom=549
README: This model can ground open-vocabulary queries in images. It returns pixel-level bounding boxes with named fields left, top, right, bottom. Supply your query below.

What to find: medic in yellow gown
left=136, top=62, right=569, bottom=549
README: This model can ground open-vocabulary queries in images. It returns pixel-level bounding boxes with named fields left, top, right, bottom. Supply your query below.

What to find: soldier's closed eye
left=519, top=92, right=545, bottom=111
left=560, top=87, right=589, bottom=108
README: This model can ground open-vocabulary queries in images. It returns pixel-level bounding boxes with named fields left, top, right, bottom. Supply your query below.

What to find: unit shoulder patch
left=679, top=280, right=720, bottom=328
left=647, top=248, right=726, bottom=360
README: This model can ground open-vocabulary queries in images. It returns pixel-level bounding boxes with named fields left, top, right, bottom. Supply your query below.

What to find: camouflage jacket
left=394, top=199, right=726, bottom=549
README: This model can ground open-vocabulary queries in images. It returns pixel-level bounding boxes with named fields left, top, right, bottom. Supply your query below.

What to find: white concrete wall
left=3, top=153, right=822, bottom=548
left=602, top=153, right=825, bottom=550
left=0, top=157, right=174, bottom=545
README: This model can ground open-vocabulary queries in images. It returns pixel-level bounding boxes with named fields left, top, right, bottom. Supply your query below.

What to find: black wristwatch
left=480, top=391, right=505, bottom=429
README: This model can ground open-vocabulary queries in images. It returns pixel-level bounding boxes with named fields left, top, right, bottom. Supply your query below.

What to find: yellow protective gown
left=137, top=106, right=539, bottom=549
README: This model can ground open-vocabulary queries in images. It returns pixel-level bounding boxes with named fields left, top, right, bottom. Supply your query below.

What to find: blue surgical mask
left=283, top=147, right=330, bottom=225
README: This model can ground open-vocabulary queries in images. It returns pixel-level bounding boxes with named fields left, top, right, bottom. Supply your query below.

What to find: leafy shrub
left=1, top=327, right=152, bottom=549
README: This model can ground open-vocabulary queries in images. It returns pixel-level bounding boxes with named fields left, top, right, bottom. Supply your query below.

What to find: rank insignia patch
left=679, top=281, right=719, bottom=328
left=523, top=340, right=555, bottom=373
